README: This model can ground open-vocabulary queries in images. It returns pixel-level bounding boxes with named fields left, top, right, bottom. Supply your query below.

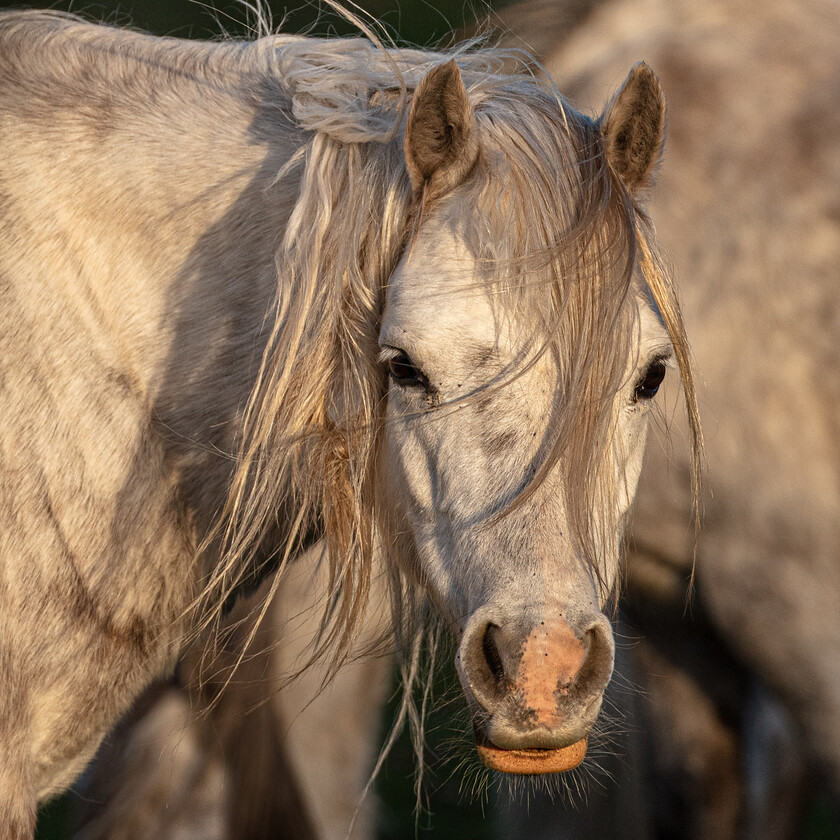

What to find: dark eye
left=387, top=350, right=427, bottom=388
left=635, top=359, right=667, bottom=401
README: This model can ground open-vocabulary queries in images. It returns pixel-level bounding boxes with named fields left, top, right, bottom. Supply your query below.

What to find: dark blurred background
left=0, top=0, right=490, bottom=47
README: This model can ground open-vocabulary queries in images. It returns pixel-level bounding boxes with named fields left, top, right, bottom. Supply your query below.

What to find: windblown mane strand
left=456, top=91, right=642, bottom=592
left=192, top=38, right=428, bottom=663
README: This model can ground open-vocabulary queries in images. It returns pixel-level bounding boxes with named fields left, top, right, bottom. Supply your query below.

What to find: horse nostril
left=575, top=622, right=613, bottom=694
left=482, top=623, right=507, bottom=688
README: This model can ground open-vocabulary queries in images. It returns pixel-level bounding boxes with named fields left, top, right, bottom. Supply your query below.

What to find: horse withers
left=0, top=11, right=697, bottom=838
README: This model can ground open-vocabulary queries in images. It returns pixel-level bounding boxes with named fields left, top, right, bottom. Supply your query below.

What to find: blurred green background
left=0, top=0, right=490, bottom=46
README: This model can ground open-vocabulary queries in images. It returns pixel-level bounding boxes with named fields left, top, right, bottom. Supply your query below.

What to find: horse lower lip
left=475, top=738, right=588, bottom=774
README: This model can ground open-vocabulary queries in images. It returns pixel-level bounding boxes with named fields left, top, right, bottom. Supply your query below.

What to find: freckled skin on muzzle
left=456, top=606, right=615, bottom=773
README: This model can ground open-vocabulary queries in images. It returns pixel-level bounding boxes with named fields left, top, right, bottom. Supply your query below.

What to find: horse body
left=0, top=10, right=693, bottom=837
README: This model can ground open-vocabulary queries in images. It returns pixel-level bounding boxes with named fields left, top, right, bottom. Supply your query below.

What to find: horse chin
left=473, top=732, right=588, bottom=775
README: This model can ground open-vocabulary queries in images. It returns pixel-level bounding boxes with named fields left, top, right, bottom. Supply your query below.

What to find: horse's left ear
left=598, top=63, right=666, bottom=195
left=404, top=60, right=478, bottom=199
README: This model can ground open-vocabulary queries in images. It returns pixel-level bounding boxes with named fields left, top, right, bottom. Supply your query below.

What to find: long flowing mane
left=195, top=33, right=701, bottom=671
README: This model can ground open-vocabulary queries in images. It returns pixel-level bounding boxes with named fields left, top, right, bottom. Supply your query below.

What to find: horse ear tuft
left=599, top=63, right=666, bottom=195
left=404, top=60, right=478, bottom=198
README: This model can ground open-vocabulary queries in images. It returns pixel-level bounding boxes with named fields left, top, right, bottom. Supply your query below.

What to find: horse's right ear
left=404, top=60, right=478, bottom=199
left=598, top=63, right=666, bottom=195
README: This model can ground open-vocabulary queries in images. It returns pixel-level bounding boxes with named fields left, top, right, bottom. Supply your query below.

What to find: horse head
left=380, top=60, right=686, bottom=774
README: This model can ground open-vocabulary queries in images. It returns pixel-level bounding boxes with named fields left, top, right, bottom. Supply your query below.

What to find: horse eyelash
left=377, top=345, right=402, bottom=364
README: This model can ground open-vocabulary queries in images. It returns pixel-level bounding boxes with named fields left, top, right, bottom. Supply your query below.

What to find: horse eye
left=635, top=359, right=667, bottom=400
left=387, top=351, right=426, bottom=388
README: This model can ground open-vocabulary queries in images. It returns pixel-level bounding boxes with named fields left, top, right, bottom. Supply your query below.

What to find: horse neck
left=0, top=16, right=305, bottom=529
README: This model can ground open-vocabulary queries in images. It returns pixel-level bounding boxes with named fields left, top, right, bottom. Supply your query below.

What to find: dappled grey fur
left=497, top=0, right=840, bottom=835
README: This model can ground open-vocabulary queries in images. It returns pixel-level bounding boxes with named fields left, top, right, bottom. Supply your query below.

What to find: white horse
left=0, top=10, right=698, bottom=838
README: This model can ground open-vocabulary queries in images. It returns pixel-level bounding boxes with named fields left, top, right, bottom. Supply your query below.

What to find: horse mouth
left=475, top=737, right=588, bottom=775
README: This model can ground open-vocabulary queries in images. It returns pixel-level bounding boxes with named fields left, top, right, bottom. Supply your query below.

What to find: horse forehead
left=637, top=295, right=671, bottom=352
left=382, top=216, right=507, bottom=351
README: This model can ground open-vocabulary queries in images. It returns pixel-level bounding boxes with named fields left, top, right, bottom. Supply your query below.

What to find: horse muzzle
left=455, top=606, right=614, bottom=774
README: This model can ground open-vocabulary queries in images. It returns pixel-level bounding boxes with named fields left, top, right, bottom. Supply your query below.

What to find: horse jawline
left=475, top=737, right=588, bottom=775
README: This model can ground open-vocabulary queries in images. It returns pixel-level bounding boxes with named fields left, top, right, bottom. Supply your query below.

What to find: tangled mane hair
left=195, top=33, right=702, bottom=679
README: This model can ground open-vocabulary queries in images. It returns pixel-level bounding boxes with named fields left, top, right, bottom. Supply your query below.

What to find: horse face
left=375, top=59, right=675, bottom=773
left=379, top=206, right=672, bottom=773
